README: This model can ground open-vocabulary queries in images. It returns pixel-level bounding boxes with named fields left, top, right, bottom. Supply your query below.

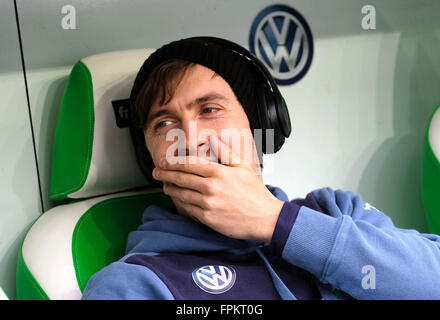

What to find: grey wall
left=0, top=0, right=42, bottom=300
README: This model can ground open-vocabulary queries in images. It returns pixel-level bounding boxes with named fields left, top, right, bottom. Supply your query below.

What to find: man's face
left=143, top=63, right=261, bottom=175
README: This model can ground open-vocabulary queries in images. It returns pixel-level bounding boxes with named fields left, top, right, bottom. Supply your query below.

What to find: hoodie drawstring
left=255, top=248, right=297, bottom=300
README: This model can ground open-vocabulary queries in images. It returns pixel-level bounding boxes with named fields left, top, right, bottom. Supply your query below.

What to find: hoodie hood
left=125, top=184, right=289, bottom=255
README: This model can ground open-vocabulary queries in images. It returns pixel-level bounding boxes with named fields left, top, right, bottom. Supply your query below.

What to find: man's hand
left=151, top=135, right=284, bottom=243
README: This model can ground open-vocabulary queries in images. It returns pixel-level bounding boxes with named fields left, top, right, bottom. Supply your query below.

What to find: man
left=82, top=37, right=440, bottom=300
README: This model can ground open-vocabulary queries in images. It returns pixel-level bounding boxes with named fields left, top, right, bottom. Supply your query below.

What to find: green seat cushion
left=72, top=191, right=172, bottom=292
left=17, top=189, right=171, bottom=300
left=422, top=104, right=440, bottom=234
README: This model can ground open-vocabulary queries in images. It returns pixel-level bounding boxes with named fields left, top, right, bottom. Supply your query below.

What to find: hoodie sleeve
left=81, top=259, right=174, bottom=300
left=270, top=187, right=440, bottom=299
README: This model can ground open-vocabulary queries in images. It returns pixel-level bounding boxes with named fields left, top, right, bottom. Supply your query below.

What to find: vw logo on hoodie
left=192, top=265, right=236, bottom=294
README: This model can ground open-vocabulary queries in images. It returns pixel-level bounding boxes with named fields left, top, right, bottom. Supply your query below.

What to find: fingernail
left=160, top=158, right=167, bottom=168
left=153, top=168, right=159, bottom=179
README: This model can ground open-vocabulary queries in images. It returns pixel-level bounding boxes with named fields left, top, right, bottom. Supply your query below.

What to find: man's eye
left=155, top=120, right=172, bottom=129
left=202, top=107, right=218, bottom=114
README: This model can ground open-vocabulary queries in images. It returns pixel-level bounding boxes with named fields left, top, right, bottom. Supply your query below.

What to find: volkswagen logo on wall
left=249, top=4, right=314, bottom=85
left=192, top=265, right=236, bottom=294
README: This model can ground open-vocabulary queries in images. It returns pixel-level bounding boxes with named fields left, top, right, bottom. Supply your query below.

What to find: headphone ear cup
left=255, top=84, right=271, bottom=154
left=276, top=95, right=292, bottom=139
left=255, top=83, right=270, bottom=130
left=257, top=84, right=286, bottom=154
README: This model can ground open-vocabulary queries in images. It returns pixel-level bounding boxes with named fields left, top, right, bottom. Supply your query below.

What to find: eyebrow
left=146, top=92, right=229, bottom=126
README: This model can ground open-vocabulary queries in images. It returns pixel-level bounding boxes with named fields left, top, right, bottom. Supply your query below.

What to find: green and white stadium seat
left=16, top=49, right=172, bottom=300
left=423, top=104, right=440, bottom=235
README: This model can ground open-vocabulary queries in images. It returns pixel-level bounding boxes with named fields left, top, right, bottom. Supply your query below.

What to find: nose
left=175, top=120, right=214, bottom=158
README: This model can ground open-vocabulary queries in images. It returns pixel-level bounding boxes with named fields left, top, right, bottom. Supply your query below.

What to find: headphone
left=128, top=36, right=292, bottom=184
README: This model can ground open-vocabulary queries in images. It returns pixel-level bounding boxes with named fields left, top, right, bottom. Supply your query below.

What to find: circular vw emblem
left=192, top=265, right=236, bottom=294
left=249, top=4, right=314, bottom=85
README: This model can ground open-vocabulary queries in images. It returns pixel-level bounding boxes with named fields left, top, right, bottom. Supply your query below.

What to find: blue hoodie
left=82, top=185, right=440, bottom=300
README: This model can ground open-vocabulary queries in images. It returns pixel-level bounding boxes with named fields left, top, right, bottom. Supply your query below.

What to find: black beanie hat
left=129, top=37, right=264, bottom=185
left=132, top=38, right=262, bottom=131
